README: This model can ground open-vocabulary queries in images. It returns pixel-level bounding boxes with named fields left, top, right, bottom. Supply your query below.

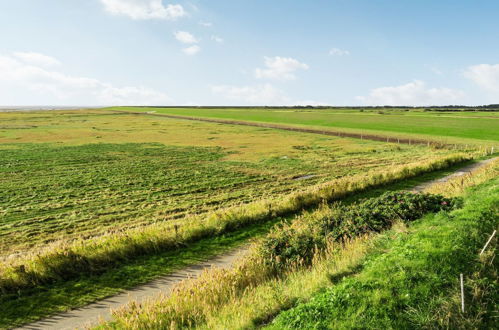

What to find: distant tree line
left=134, top=104, right=499, bottom=111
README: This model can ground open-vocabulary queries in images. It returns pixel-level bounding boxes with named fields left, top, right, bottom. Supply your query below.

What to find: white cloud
left=211, top=84, right=289, bottom=105
left=0, top=52, right=171, bottom=105
left=211, top=35, right=224, bottom=43
left=328, top=48, right=350, bottom=56
left=357, top=80, right=465, bottom=106
left=182, top=45, right=201, bottom=55
left=174, top=31, right=199, bottom=44
left=255, top=56, right=309, bottom=81
left=100, top=0, right=186, bottom=20
left=464, top=64, right=499, bottom=92
left=211, top=83, right=325, bottom=106
left=199, top=21, right=212, bottom=27
left=13, top=52, right=61, bottom=67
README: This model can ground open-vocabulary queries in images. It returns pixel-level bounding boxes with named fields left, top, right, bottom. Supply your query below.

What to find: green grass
left=0, top=110, right=455, bottom=255
left=0, top=109, right=487, bottom=328
left=268, top=178, right=498, bottom=329
left=111, top=107, right=499, bottom=145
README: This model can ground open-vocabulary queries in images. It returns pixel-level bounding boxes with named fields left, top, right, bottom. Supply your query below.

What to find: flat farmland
left=0, top=110, right=456, bottom=256
left=112, top=107, right=499, bottom=146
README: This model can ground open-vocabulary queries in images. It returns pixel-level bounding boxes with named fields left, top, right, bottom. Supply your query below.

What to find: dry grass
left=425, top=157, right=499, bottom=197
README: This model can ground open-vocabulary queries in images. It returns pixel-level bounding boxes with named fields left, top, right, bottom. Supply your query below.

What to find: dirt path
left=17, top=248, right=248, bottom=330
left=411, top=157, right=497, bottom=192
left=16, top=157, right=497, bottom=330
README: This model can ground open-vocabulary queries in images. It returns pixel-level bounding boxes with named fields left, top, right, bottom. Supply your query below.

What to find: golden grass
left=425, top=157, right=499, bottom=197
left=105, top=233, right=378, bottom=330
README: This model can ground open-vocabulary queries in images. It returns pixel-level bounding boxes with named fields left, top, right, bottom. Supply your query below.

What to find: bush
left=259, top=192, right=458, bottom=270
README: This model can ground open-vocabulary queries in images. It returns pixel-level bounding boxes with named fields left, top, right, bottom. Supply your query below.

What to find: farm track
left=113, top=110, right=458, bottom=147
left=17, top=248, right=248, bottom=330
left=411, top=156, right=498, bottom=192
left=14, top=157, right=496, bottom=330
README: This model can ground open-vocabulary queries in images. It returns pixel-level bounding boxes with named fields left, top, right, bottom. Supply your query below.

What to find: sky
left=0, top=0, right=498, bottom=106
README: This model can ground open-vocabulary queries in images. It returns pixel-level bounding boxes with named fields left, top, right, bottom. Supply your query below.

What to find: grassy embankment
left=98, top=158, right=498, bottom=329
left=269, top=178, right=498, bottom=329
left=111, top=107, right=499, bottom=148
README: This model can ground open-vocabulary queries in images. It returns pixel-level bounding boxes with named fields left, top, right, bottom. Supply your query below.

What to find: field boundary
left=112, top=110, right=479, bottom=149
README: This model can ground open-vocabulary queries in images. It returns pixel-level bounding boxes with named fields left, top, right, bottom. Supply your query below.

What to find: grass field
left=0, top=110, right=458, bottom=256
left=0, top=108, right=496, bottom=329
left=110, top=107, right=499, bottom=146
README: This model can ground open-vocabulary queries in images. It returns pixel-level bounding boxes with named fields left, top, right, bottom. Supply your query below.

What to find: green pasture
left=111, top=107, right=499, bottom=146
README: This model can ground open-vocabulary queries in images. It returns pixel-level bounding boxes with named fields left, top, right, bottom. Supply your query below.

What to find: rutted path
left=17, top=248, right=248, bottom=330
left=411, top=157, right=497, bottom=192
left=16, top=157, right=496, bottom=330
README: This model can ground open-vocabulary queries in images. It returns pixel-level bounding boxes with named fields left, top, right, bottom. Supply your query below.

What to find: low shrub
left=259, top=192, right=458, bottom=270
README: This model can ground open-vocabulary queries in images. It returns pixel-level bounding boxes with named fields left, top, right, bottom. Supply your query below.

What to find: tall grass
left=425, top=157, right=499, bottom=197
left=99, top=192, right=457, bottom=329
left=0, top=153, right=468, bottom=295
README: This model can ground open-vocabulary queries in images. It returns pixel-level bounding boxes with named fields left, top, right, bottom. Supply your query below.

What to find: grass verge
left=268, top=178, right=498, bottom=329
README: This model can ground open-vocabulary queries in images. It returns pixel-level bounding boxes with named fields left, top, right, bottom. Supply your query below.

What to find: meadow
left=0, top=110, right=456, bottom=255
left=111, top=107, right=499, bottom=147
left=0, top=108, right=495, bottom=328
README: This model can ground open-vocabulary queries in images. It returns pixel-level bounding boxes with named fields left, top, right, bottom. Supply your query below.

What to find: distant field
left=111, top=107, right=499, bottom=146
left=0, top=110, right=456, bottom=256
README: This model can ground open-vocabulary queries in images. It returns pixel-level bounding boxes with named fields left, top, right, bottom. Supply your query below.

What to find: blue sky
left=0, top=0, right=498, bottom=106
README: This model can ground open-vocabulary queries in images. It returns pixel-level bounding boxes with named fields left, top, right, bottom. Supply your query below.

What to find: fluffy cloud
left=211, top=84, right=289, bottom=105
left=0, top=52, right=171, bottom=105
left=211, top=35, right=224, bottom=43
left=182, top=45, right=201, bottom=56
left=255, top=56, right=309, bottom=81
left=211, top=83, right=325, bottom=106
left=329, top=48, right=350, bottom=56
left=357, top=80, right=464, bottom=106
left=13, top=52, right=61, bottom=67
left=173, top=31, right=201, bottom=55
left=100, top=0, right=185, bottom=20
left=464, top=64, right=499, bottom=92
left=174, top=31, right=198, bottom=44
left=199, top=21, right=212, bottom=27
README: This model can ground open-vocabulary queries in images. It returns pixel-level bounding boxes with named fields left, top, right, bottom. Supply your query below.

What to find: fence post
left=480, top=230, right=496, bottom=255
left=460, top=274, right=465, bottom=313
